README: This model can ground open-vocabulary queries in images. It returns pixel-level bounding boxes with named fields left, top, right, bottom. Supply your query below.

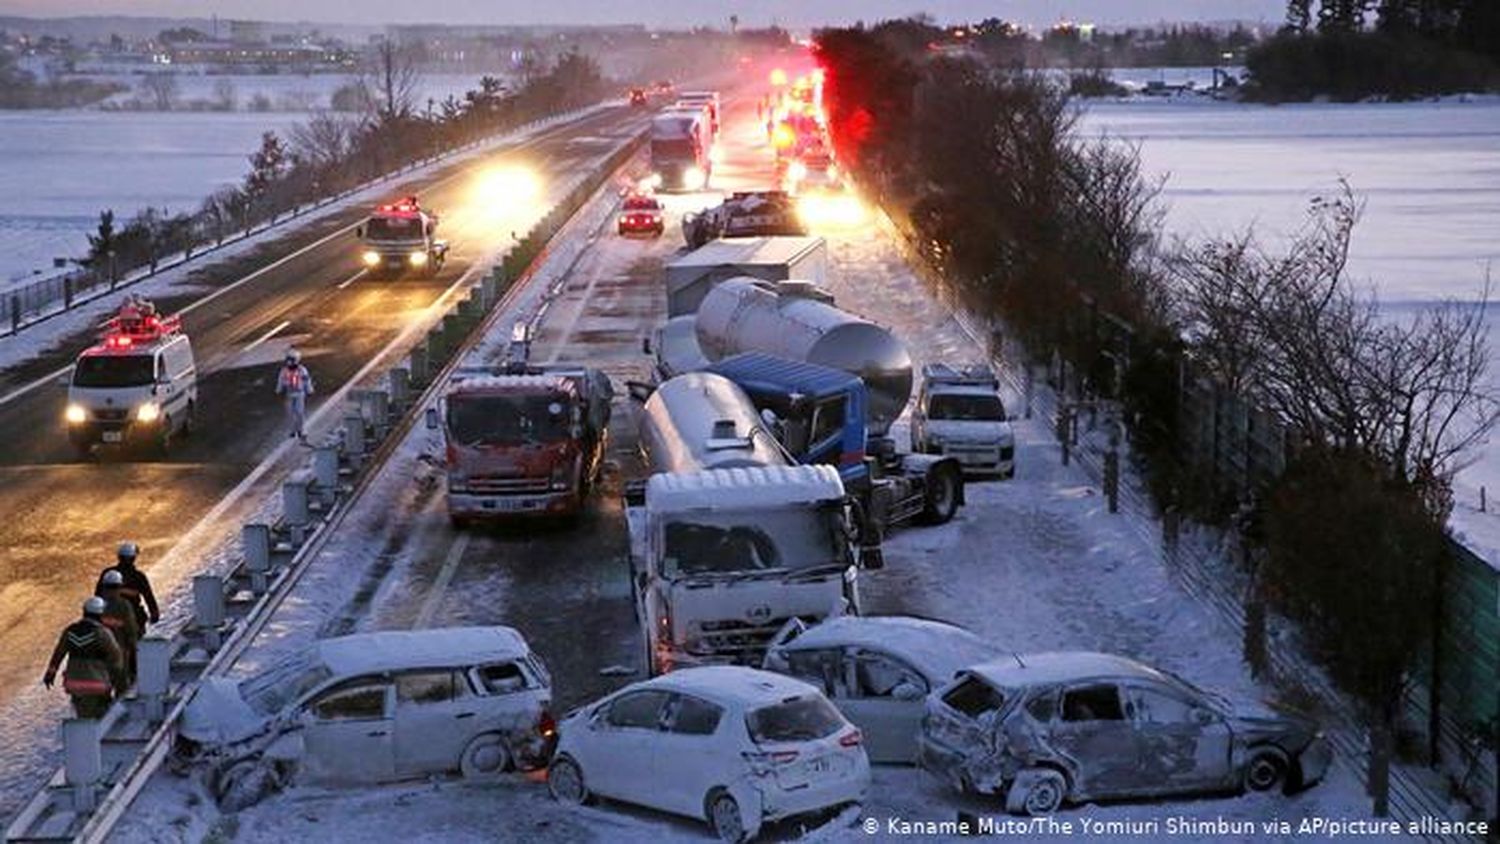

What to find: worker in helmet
left=42, top=597, right=125, bottom=718
left=275, top=350, right=315, bottom=441
left=95, top=541, right=160, bottom=635
left=98, top=570, right=141, bottom=686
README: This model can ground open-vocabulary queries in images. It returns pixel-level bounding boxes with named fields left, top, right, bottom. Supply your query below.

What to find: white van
left=65, top=303, right=196, bottom=458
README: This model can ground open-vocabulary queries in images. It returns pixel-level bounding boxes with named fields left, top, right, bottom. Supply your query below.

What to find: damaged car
left=918, top=652, right=1331, bottom=815
left=172, top=626, right=557, bottom=810
left=762, top=615, right=1003, bottom=764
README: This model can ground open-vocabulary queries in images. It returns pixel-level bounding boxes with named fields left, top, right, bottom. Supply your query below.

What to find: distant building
left=228, top=20, right=265, bottom=45
left=165, top=40, right=340, bottom=69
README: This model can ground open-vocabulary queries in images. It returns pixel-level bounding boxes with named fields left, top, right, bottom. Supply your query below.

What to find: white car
left=762, top=616, right=1003, bottom=763
left=548, top=666, right=869, bottom=842
left=175, top=626, right=556, bottom=809
left=911, top=364, right=1016, bottom=478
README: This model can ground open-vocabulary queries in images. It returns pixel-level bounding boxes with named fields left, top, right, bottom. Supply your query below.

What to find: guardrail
left=3, top=124, right=647, bottom=844
left=0, top=103, right=611, bottom=339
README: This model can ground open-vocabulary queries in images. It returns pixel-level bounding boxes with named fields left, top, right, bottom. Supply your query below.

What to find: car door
left=1127, top=682, right=1235, bottom=793
left=300, top=677, right=395, bottom=784
left=652, top=693, right=729, bottom=817
left=1049, top=683, right=1138, bottom=798
left=581, top=689, right=671, bottom=806
left=392, top=669, right=475, bottom=777
left=838, top=648, right=929, bottom=764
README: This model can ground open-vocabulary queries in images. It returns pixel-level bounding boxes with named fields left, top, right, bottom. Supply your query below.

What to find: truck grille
left=467, top=476, right=550, bottom=494
left=92, top=409, right=129, bottom=422
left=699, top=617, right=796, bottom=655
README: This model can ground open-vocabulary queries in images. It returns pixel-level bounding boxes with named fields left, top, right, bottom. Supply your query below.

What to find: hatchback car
left=548, top=666, right=869, bottom=842
left=618, top=194, right=665, bottom=236
left=918, top=652, right=1331, bottom=815
left=174, top=626, right=556, bottom=809
left=762, top=616, right=1002, bottom=763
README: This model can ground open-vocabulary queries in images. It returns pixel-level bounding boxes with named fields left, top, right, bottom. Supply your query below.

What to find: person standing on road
left=42, top=597, right=125, bottom=719
left=98, top=570, right=140, bottom=686
left=96, top=541, right=160, bottom=635
left=275, top=350, right=315, bottom=441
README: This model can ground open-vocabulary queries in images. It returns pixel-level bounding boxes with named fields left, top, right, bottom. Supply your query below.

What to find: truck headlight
left=684, top=166, right=705, bottom=189
left=361, top=250, right=381, bottom=267
left=136, top=402, right=161, bottom=423
left=65, top=404, right=87, bottom=424
left=550, top=463, right=572, bottom=491
left=408, top=251, right=428, bottom=267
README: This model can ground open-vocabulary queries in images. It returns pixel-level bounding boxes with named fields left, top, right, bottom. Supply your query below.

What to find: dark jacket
left=45, top=618, right=124, bottom=695
left=96, top=562, right=160, bottom=627
left=100, top=592, right=141, bottom=652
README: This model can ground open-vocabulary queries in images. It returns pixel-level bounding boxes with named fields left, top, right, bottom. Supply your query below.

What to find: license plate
left=102, top=431, right=123, bottom=443
left=483, top=498, right=524, bottom=511
left=804, top=756, right=831, bottom=775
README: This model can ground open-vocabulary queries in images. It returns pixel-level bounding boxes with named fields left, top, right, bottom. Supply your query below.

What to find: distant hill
left=0, top=15, right=379, bottom=42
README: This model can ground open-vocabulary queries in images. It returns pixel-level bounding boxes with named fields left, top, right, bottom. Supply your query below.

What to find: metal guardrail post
left=311, top=446, right=339, bottom=503
left=137, top=637, right=171, bottom=724
left=192, top=575, right=225, bottom=653
left=408, top=344, right=430, bottom=387
left=388, top=368, right=411, bottom=410
left=282, top=474, right=311, bottom=546
left=242, top=523, right=272, bottom=595
left=342, top=414, right=367, bottom=458
left=10, top=295, right=20, bottom=333
left=63, top=719, right=102, bottom=813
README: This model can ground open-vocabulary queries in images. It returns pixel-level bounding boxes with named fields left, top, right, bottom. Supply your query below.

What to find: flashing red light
left=106, top=335, right=133, bottom=349
left=772, top=123, right=797, bottom=149
left=538, top=710, right=558, bottom=739
left=839, top=728, right=864, bottom=748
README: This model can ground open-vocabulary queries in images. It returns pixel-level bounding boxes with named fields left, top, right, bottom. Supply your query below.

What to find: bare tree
left=361, top=39, right=421, bottom=124
left=138, top=72, right=180, bottom=110
left=290, top=111, right=355, bottom=171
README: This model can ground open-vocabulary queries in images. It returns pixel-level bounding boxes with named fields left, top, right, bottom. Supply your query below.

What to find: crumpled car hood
left=1227, top=700, right=1318, bottom=748
left=180, top=677, right=269, bottom=745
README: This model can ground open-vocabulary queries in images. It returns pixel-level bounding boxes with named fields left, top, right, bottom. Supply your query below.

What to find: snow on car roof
left=647, top=465, right=845, bottom=512
left=967, top=651, right=1166, bottom=689
left=315, top=626, right=529, bottom=676
left=777, top=616, right=1003, bottom=685
left=643, top=665, right=819, bottom=706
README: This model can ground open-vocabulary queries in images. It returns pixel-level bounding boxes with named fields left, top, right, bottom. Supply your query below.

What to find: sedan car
left=918, top=652, right=1331, bottom=815
left=174, top=626, right=556, bottom=810
left=762, top=615, right=1003, bottom=763
left=618, top=194, right=665, bottom=237
left=548, top=666, right=869, bottom=842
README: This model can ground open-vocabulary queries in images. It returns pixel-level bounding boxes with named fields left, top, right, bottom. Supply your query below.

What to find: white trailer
left=663, top=235, right=827, bottom=317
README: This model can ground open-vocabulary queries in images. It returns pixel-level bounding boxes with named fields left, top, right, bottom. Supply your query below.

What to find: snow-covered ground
left=106, top=93, right=1433, bottom=844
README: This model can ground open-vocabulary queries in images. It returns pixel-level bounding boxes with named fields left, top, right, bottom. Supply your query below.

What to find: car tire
left=1243, top=747, right=1288, bottom=793
left=1006, top=768, right=1066, bottom=816
left=459, top=732, right=512, bottom=779
left=547, top=755, right=590, bottom=805
left=213, top=758, right=277, bottom=813
left=707, top=790, right=748, bottom=843
left=919, top=465, right=961, bottom=524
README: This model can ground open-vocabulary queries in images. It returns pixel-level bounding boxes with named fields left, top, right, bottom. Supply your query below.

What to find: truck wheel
left=920, top=466, right=961, bottom=525
left=450, top=514, right=470, bottom=530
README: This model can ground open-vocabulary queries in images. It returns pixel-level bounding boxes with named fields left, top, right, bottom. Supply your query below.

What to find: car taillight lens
left=742, top=749, right=800, bottom=775
left=839, top=728, right=863, bottom=748
left=537, top=710, right=557, bottom=739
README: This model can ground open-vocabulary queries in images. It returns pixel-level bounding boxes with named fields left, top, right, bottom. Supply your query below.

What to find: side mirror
left=424, top=407, right=439, bottom=430
left=892, top=681, right=924, bottom=702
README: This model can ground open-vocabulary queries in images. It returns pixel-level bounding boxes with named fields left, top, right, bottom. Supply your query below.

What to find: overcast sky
left=0, top=1, right=1287, bottom=30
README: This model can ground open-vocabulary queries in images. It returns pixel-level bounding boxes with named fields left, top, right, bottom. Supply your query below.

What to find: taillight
left=742, top=749, right=800, bottom=775
left=839, top=728, right=863, bottom=748
left=538, top=710, right=557, bottom=739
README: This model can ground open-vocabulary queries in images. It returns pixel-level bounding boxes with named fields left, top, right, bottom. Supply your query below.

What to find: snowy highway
left=0, top=102, right=651, bottom=822
left=95, top=88, right=1406, bottom=843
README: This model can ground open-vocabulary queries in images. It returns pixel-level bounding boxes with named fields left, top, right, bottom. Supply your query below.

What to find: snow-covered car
left=918, top=651, right=1331, bottom=815
left=762, top=616, right=1003, bottom=764
left=548, top=666, right=869, bottom=842
left=618, top=194, right=665, bottom=236
left=174, top=626, right=556, bottom=810
left=911, top=364, right=1016, bottom=478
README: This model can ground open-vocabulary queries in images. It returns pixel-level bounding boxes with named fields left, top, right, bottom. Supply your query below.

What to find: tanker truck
left=626, top=371, right=874, bottom=675
left=650, top=276, right=965, bottom=535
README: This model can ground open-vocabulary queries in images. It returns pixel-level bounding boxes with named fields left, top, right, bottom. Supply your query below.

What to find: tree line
left=816, top=17, right=1497, bottom=818
left=84, top=47, right=606, bottom=279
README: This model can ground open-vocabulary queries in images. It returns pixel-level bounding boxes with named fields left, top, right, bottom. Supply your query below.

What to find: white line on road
left=335, top=269, right=365, bottom=290
left=415, top=531, right=471, bottom=628
left=243, top=320, right=291, bottom=353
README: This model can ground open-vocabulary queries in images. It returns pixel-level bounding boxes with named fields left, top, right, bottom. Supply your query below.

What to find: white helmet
left=83, top=597, right=106, bottom=616
left=285, top=350, right=302, bottom=365
left=117, top=541, right=138, bottom=560
left=102, top=570, right=125, bottom=587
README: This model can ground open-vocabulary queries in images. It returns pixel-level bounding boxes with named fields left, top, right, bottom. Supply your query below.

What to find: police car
left=65, top=296, right=197, bottom=458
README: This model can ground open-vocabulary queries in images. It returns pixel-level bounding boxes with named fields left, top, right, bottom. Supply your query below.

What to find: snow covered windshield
left=365, top=216, right=421, bottom=239
left=927, top=394, right=1006, bottom=421
left=238, top=652, right=334, bottom=716
left=747, top=695, right=844, bottom=743
left=447, top=394, right=571, bottom=447
left=73, top=356, right=155, bottom=388
left=661, top=506, right=844, bottom=579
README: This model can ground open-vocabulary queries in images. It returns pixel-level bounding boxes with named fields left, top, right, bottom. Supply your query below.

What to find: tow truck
left=355, top=197, right=448, bottom=277
left=65, top=295, right=197, bottom=458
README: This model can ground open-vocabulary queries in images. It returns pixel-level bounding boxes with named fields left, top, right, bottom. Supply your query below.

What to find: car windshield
left=238, top=652, right=334, bottom=716
left=73, top=355, right=155, bottom=388
left=928, top=393, right=1006, bottom=421
left=661, top=505, right=845, bottom=579
left=747, top=695, right=844, bottom=743
left=447, top=393, right=571, bottom=447
left=624, top=197, right=659, bottom=211
left=365, top=216, right=421, bottom=239
left=650, top=138, right=697, bottom=158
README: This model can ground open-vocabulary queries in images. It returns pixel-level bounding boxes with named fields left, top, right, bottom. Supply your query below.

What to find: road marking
left=243, top=320, right=291, bottom=353
left=0, top=107, right=628, bottom=412
left=416, top=531, right=471, bottom=628
left=335, top=269, right=365, bottom=290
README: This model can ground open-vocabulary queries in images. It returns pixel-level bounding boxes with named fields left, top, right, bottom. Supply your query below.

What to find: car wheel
left=707, top=790, right=748, bottom=843
left=213, top=759, right=277, bottom=812
left=920, top=465, right=961, bottom=524
left=1007, top=768, right=1066, bottom=816
left=547, top=755, right=589, bottom=805
left=459, top=732, right=511, bottom=779
left=1243, top=747, right=1287, bottom=792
